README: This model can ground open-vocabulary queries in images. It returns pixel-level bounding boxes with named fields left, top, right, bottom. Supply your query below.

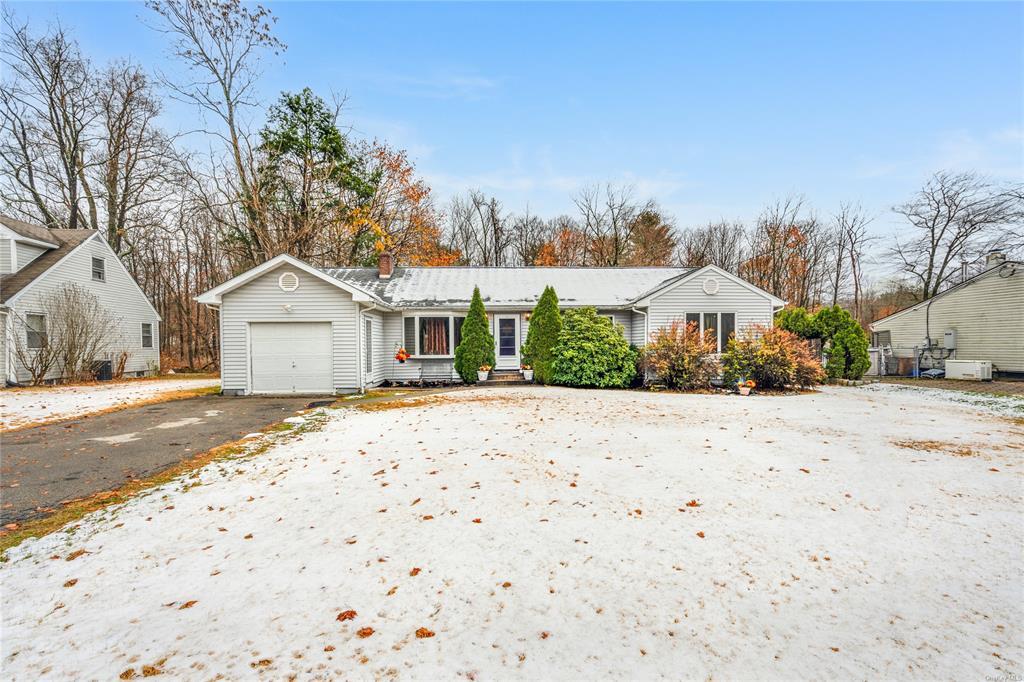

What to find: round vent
left=702, top=277, right=720, bottom=295
left=278, top=272, right=299, bottom=292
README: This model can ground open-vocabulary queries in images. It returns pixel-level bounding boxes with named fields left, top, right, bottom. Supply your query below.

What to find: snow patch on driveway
left=1, top=378, right=221, bottom=430
left=2, top=387, right=1020, bottom=679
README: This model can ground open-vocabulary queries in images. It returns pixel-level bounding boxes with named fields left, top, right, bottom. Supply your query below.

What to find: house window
left=683, top=312, right=736, bottom=352
left=873, top=330, right=891, bottom=347
left=453, top=316, right=466, bottom=349
left=26, top=313, right=47, bottom=349
left=402, top=314, right=466, bottom=356
left=141, top=323, right=154, bottom=348
left=364, top=319, right=372, bottom=373
left=419, top=317, right=450, bottom=356
left=92, top=257, right=105, bottom=282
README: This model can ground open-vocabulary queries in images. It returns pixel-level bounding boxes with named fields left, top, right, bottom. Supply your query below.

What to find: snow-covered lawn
left=0, top=376, right=221, bottom=430
left=3, top=385, right=1021, bottom=679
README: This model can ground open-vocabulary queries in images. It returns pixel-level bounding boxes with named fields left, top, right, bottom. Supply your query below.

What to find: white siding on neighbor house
left=871, top=268, right=1024, bottom=372
left=0, top=238, right=11, bottom=274
left=219, top=266, right=360, bottom=393
left=7, top=235, right=160, bottom=383
left=647, top=274, right=774, bottom=344
left=16, top=243, right=47, bottom=270
left=0, top=311, right=7, bottom=382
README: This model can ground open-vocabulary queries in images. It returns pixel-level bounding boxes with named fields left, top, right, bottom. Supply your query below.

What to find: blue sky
left=10, top=1, right=1024, bottom=240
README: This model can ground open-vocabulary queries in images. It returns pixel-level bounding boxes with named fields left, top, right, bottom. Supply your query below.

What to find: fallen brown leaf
left=415, top=627, right=435, bottom=638
left=696, top=531, right=705, bottom=538
left=356, top=627, right=375, bottom=638
left=179, top=600, right=198, bottom=610
left=409, top=567, right=421, bottom=576
left=337, top=610, right=357, bottom=621
left=63, top=579, right=78, bottom=588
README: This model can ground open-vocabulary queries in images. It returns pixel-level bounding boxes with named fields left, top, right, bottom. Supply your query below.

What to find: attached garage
left=249, top=322, right=333, bottom=394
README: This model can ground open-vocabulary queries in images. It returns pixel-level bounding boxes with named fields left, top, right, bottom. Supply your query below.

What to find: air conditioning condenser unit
left=945, top=360, right=993, bottom=381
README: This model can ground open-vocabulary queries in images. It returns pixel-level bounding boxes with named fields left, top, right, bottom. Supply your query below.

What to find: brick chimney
left=378, top=252, right=394, bottom=279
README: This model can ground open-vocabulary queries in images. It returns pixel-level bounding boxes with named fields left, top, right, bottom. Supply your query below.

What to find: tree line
left=2, top=0, right=1021, bottom=371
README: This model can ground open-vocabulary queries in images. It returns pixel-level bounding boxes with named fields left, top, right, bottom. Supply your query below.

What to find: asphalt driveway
left=1, top=395, right=319, bottom=525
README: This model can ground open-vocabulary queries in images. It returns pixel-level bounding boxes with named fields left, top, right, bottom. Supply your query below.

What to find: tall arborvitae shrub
left=521, top=285, right=562, bottom=384
left=454, top=287, right=495, bottom=383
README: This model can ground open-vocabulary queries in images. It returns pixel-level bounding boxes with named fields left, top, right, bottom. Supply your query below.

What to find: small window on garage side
left=26, top=313, right=47, bottom=349
left=92, top=256, right=105, bottom=281
left=142, top=322, right=154, bottom=348
left=719, top=313, right=736, bottom=352
left=364, top=319, right=372, bottom=373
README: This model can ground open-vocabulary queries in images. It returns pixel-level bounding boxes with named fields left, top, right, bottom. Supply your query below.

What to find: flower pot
left=477, top=370, right=489, bottom=382
left=738, top=386, right=751, bottom=396
left=522, top=369, right=534, bottom=381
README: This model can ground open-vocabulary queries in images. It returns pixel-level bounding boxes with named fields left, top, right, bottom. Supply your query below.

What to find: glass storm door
left=494, top=315, right=520, bottom=370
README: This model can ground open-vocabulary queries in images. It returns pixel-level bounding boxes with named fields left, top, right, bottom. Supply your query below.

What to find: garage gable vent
left=278, top=271, right=300, bottom=292
left=702, top=277, right=720, bottom=295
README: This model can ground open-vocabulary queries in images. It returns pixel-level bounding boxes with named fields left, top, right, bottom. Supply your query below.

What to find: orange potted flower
left=478, top=364, right=492, bottom=382
left=738, top=378, right=755, bottom=396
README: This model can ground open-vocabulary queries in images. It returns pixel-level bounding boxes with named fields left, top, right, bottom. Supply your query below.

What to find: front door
left=494, top=314, right=520, bottom=370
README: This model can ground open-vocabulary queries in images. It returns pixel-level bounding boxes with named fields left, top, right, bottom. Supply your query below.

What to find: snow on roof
left=322, top=266, right=693, bottom=308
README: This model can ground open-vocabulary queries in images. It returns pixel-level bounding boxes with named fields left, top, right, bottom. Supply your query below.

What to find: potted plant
left=521, top=362, right=534, bottom=381
left=478, top=364, right=492, bottom=382
left=737, top=378, right=756, bottom=396
left=394, top=347, right=410, bottom=364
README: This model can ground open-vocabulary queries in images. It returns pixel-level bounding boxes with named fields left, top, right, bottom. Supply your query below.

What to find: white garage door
left=250, top=322, right=333, bottom=394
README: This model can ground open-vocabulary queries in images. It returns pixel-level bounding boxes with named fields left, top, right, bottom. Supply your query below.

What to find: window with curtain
left=418, top=317, right=450, bottom=355
left=453, top=316, right=465, bottom=350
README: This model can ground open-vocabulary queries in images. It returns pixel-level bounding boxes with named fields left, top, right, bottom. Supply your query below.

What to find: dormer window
left=92, top=257, right=105, bottom=282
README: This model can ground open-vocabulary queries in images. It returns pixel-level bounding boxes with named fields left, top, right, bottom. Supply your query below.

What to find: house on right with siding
left=869, top=252, right=1023, bottom=377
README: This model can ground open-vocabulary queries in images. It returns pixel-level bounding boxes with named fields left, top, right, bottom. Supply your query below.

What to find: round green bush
left=550, top=307, right=637, bottom=388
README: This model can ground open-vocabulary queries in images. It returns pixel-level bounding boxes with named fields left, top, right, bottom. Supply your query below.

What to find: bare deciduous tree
left=574, top=184, right=655, bottom=266
left=676, top=220, right=747, bottom=272
left=892, top=171, right=1023, bottom=300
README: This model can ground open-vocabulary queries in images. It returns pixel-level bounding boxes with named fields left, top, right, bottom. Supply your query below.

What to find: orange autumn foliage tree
left=355, top=140, right=459, bottom=266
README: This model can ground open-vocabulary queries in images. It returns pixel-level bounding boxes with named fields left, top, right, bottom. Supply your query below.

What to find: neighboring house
left=0, top=215, right=162, bottom=385
left=196, top=253, right=785, bottom=395
left=869, top=252, right=1023, bottom=376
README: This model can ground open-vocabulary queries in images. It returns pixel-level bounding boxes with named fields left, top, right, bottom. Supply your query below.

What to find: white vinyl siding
left=219, top=266, right=359, bottom=393
left=17, top=243, right=48, bottom=270
left=870, top=268, right=1024, bottom=373
left=7, top=235, right=160, bottom=382
left=0, top=238, right=11, bottom=274
left=646, top=275, right=774, bottom=345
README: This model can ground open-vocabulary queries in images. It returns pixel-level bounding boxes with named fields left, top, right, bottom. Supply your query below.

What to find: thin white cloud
left=852, top=125, right=1024, bottom=181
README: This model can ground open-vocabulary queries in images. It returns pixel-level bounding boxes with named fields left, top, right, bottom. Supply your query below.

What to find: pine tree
left=454, top=286, right=495, bottom=383
left=522, top=286, right=562, bottom=384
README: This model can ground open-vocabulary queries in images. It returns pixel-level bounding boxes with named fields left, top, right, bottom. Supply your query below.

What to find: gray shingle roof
left=0, top=214, right=60, bottom=245
left=322, top=266, right=693, bottom=308
left=1, top=228, right=97, bottom=304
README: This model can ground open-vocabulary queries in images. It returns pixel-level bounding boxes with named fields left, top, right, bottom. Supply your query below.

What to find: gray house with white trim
left=0, top=215, right=162, bottom=384
left=197, top=253, right=785, bottom=395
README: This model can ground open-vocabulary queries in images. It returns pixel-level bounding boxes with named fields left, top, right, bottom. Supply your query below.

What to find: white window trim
left=403, top=313, right=467, bottom=359
left=92, top=256, right=106, bottom=282
left=141, top=322, right=154, bottom=349
left=683, top=311, right=737, bottom=353
left=25, top=311, right=47, bottom=349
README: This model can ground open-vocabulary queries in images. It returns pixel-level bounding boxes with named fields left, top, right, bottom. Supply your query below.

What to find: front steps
left=478, top=370, right=532, bottom=386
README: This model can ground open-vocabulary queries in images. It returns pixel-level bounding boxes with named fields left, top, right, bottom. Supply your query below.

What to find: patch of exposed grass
left=893, top=438, right=979, bottom=457
left=1, top=384, right=221, bottom=433
left=0, top=408, right=324, bottom=556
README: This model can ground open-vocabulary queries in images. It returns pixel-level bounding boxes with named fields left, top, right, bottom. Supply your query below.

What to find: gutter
left=630, top=306, right=648, bottom=346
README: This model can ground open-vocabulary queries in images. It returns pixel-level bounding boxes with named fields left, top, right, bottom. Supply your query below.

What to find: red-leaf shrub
left=642, top=321, right=720, bottom=390
left=721, top=326, right=825, bottom=389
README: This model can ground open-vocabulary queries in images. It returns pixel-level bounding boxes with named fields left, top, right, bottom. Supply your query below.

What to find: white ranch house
left=0, top=215, right=161, bottom=385
left=197, top=254, right=785, bottom=395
